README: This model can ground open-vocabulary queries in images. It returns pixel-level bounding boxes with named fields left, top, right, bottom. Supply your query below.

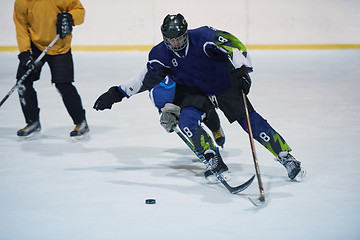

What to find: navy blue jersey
left=145, top=26, right=252, bottom=95
left=119, top=26, right=252, bottom=98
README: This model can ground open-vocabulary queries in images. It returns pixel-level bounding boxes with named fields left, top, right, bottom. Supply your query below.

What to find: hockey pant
left=237, top=112, right=292, bottom=157
left=178, top=107, right=218, bottom=154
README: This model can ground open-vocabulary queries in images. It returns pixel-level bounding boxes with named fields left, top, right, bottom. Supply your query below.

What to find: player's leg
left=48, top=50, right=88, bottom=138
left=178, top=106, right=228, bottom=179
left=237, top=112, right=303, bottom=180
left=238, top=111, right=291, bottom=156
left=15, top=44, right=44, bottom=138
left=216, top=81, right=304, bottom=180
left=203, top=108, right=225, bottom=148
left=16, top=81, right=42, bottom=137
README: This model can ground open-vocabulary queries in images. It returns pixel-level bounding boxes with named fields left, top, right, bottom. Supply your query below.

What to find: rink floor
left=0, top=49, right=359, bottom=240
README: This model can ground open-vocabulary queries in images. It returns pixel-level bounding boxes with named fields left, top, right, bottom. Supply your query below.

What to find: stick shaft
left=0, top=34, right=60, bottom=108
left=242, top=92, right=265, bottom=198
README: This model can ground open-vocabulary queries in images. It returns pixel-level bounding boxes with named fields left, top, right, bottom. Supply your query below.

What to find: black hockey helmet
left=161, top=14, right=188, bottom=52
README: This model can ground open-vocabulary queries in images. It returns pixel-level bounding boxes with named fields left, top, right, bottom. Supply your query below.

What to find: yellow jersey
left=14, top=0, right=85, bottom=55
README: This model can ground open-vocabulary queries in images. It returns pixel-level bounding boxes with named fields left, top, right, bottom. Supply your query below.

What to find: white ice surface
left=0, top=50, right=359, bottom=240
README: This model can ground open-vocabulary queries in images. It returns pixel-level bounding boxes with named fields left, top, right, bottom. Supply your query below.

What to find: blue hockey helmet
left=161, top=14, right=188, bottom=52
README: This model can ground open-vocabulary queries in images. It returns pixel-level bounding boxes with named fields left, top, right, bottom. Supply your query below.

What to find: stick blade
left=229, top=174, right=255, bottom=194
left=249, top=195, right=266, bottom=207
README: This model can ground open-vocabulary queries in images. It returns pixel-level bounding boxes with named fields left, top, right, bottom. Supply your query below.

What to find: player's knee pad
left=237, top=112, right=291, bottom=156
left=149, top=76, right=176, bottom=110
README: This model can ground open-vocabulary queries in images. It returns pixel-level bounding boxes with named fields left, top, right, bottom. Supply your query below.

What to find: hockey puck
left=145, top=199, right=156, bottom=204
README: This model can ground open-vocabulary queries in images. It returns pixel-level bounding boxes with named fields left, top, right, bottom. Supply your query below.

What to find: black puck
left=145, top=199, right=156, bottom=204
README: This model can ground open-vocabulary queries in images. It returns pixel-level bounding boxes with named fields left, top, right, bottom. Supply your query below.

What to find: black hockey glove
left=17, top=50, right=41, bottom=79
left=230, top=66, right=252, bottom=95
left=93, top=86, right=125, bottom=111
left=18, top=51, right=36, bottom=70
left=57, top=12, right=73, bottom=39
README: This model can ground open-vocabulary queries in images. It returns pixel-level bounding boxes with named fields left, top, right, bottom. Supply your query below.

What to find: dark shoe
left=203, top=149, right=229, bottom=179
left=17, top=121, right=41, bottom=138
left=276, top=151, right=305, bottom=180
left=70, top=120, right=89, bottom=139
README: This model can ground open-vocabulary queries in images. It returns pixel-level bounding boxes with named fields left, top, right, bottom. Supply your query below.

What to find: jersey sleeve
left=66, top=0, right=85, bottom=26
left=204, top=27, right=253, bottom=71
left=118, top=46, right=173, bottom=97
left=118, top=67, right=147, bottom=97
left=139, top=45, right=173, bottom=92
left=118, top=64, right=169, bottom=98
left=56, top=0, right=85, bottom=26
left=13, top=0, right=31, bottom=53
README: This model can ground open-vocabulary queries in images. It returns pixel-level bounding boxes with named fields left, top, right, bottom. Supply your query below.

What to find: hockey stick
left=242, top=91, right=265, bottom=206
left=173, top=126, right=255, bottom=194
left=0, top=34, right=60, bottom=108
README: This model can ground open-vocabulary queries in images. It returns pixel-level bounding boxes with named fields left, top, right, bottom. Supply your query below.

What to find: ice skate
left=17, top=121, right=41, bottom=139
left=70, top=120, right=89, bottom=140
left=212, top=127, right=225, bottom=148
left=203, top=149, right=230, bottom=183
left=276, top=151, right=305, bottom=181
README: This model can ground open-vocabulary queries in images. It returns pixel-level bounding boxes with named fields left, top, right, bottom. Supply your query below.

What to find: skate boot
left=203, top=149, right=230, bottom=183
left=17, top=121, right=41, bottom=138
left=276, top=151, right=305, bottom=181
left=70, top=120, right=89, bottom=139
left=212, top=127, right=225, bottom=148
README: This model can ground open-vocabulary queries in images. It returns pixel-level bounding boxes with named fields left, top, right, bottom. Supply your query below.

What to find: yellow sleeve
left=59, top=0, right=85, bottom=26
left=69, top=0, right=85, bottom=26
left=13, top=0, right=31, bottom=53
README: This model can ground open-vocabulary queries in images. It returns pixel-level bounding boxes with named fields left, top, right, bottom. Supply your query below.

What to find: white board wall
left=1, top=0, right=359, bottom=47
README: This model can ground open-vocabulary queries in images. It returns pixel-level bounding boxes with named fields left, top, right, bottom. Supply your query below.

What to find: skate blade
left=206, top=171, right=231, bottom=184
left=291, top=168, right=306, bottom=182
left=17, top=131, right=41, bottom=140
left=71, top=131, right=90, bottom=141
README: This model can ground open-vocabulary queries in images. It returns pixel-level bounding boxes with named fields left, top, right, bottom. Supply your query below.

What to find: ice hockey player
left=13, top=0, right=89, bottom=139
left=93, top=14, right=305, bottom=181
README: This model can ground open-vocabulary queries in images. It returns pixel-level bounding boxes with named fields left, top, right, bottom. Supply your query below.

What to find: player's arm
left=92, top=68, right=146, bottom=111
left=93, top=58, right=170, bottom=111
left=66, top=0, right=85, bottom=26
left=204, top=28, right=252, bottom=70
left=13, top=0, right=31, bottom=53
left=204, top=27, right=253, bottom=94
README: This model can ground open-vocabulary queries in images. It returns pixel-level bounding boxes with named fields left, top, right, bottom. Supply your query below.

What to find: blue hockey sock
left=178, top=107, right=217, bottom=153
left=238, top=112, right=291, bottom=157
